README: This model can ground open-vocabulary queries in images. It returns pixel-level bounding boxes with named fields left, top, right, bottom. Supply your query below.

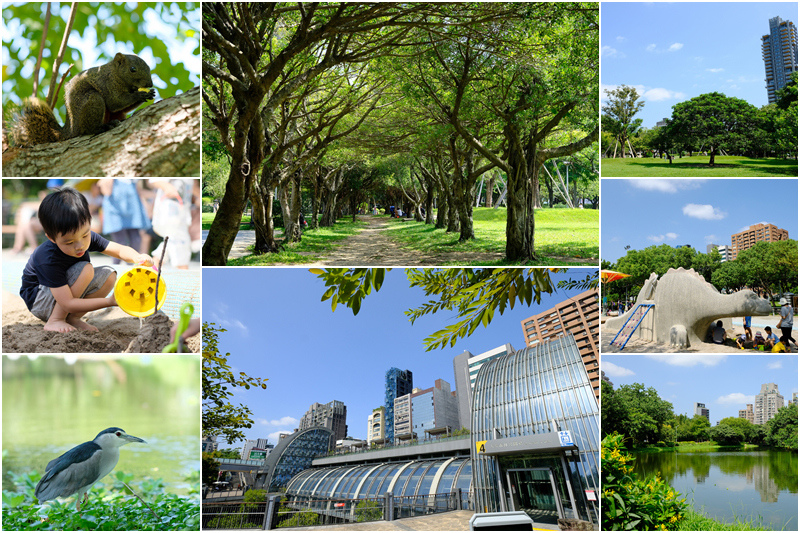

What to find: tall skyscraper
left=299, top=400, right=348, bottom=444
left=520, top=289, right=600, bottom=402
left=762, top=16, right=798, bottom=103
left=730, top=223, right=789, bottom=259
left=384, top=367, right=413, bottom=444
left=754, top=383, right=784, bottom=425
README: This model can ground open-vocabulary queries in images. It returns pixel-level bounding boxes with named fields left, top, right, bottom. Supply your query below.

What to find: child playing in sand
left=19, top=187, right=153, bottom=333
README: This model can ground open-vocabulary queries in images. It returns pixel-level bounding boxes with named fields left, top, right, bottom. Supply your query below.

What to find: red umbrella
left=601, top=270, right=631, bottom=284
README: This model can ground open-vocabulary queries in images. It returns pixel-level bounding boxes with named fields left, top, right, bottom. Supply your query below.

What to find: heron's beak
left=124, top=434, right=147, bottom=444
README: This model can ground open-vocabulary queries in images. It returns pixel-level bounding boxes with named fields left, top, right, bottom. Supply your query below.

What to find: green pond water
left=633, top=449, right=798, bottom=530
left=2, top=355, right=201, bottom=496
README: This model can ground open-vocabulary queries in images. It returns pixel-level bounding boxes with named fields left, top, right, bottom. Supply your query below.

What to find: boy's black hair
left=38, top=187, right=92, bottom=239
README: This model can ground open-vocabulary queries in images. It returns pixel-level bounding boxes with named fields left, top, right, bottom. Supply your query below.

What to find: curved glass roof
left=286, top=457, right=472, bottom=501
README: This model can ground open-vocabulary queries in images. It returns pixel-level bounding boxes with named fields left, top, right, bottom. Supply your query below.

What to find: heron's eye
left=116, top=431, right=122, bottom=437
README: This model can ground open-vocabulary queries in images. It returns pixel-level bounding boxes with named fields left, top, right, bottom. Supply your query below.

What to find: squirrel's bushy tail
left=9, top=98, right=63, bottom=147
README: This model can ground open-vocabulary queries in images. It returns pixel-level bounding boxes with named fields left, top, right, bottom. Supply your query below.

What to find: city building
left=299, top=400, right=348, bottom=445
left=472, top=334, right=599, bottom=526
left=762, top=16, right=798, bottom=103
left=521, top=289, right=600, bottom=402
left=366, top=406, right=386, bottom=446
left=202, top=435, right=219, bottom=454
left=754, top=383, right=785, bottom=425
left=453, top=344, right=515, bottom=431
left=335, top=438, right=367, bottom=453
left=283, top=335, right=600, bottom=528
left=706, top=243, right=732, bottom=262
left=731, top=223, right=789, bottom=260
left=694, top=402, right=710, bottom=421
left=738, top=403, right=754, bottom=423
left=241, top=438, right=272, bottom=460
left=393, top=393, right=413, bottom=442
left=655, top=117, right=669, bottom=128
left=384, top=368, right=413, bottom=444
left=393, top=379, right=460, bottom=444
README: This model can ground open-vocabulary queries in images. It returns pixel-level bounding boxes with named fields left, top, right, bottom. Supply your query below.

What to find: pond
left=2, top=355, right=200, bottom=496
left=633, top=449, right=798, bottom=530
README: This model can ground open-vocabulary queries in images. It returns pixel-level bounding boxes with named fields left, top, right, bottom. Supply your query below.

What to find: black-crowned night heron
left=35, top=427, right=146, bottom=510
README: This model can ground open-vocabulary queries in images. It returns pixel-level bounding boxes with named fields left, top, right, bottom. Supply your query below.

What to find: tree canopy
left=203, top=322, right=268, bottom=444
left=201, top=3, right=599, bottom=265
left=312, top=267, right=598, bottom=351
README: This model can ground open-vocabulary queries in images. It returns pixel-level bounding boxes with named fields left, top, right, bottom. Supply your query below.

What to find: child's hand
left=135, top=254, right=154, bottom=267
left=108, top=292, right=117, bottom=307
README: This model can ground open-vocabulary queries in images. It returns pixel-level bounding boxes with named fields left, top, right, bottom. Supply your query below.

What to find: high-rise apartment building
left=520, top=289, right=600, bottom=402
left=706, top=243, right=732, bottom=262
left=367, top=406, right=386, bottom=445
left=299, top=400, right=348, bottom=443
left=453, top=344, right=515, bottom=431
left=762, top=16, right=798, bottom=103
left=738, top=403, right=754, bottom=423
left=730, top=223, right=789, bottom=260
left=384, top=368, right=413, bottom=444
left=754, top=383, right=784, bottom=425
left=694, top=402, right=709, bottom=421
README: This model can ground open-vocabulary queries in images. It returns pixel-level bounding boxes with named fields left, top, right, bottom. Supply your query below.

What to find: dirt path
left=303, top=215, right=505, bottom=266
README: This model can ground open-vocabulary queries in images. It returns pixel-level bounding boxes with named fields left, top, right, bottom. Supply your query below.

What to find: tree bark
left=3, top=87, right=201, bottom=177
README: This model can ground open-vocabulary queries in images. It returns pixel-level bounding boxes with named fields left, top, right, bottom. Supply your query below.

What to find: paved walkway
left=294, top=510, right=475, bottom=531
left=201, top=229, right=260, bottom=260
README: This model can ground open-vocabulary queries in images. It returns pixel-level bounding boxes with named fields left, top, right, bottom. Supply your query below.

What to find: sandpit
left=2, top=291, right=199, bottom=354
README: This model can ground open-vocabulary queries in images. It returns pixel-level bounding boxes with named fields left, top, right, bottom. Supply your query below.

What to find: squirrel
left=9, top=53, right=156, bottom=147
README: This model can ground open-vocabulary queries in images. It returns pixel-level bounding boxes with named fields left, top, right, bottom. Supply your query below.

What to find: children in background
left=20, top=187, right=153, bottom=333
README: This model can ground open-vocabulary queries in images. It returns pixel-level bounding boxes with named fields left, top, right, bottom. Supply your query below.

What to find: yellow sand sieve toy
left=114, top=266, right=166, bottom=317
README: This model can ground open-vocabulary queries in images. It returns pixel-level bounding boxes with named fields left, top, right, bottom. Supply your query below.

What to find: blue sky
left=602, top=2, right=799, bottom=128
left=601, top=179, right=798, bottom=262
left=603, top=353, right=798, bottom=425
left=203, top=268, right=596, bottom=448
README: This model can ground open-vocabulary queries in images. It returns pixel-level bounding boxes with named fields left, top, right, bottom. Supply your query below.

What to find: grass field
left=385, top=207, right=599, bottom=266
left=225, top=218, right=367, bottom=266
left=602, top=155, right=798, bottom=177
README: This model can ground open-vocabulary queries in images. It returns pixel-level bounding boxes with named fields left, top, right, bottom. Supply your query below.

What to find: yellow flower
left=669, top=515, right=678, bottom=523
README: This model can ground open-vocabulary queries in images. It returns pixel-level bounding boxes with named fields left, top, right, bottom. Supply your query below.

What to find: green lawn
left=602, top=155, right=798, bottom=177
left=202, top=212, right=250, bottom=231
left=385, top=207, right=599, bottom=266
left=225, top=218, right=367, bottom=266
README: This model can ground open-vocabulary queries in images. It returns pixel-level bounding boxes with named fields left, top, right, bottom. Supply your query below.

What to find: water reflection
left=633, top=450, right=798, bottom=529
left=2, top=355, right=200, bottom=495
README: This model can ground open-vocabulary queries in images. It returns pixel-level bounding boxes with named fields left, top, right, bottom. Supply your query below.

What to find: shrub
left=602, top=433, right=688, bottom=531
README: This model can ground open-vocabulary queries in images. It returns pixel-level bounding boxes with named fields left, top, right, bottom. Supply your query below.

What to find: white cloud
left=648, top=233, right=679, bottom=243
left=258, top=416, right=299, bottom=427
left=208, top=311, right=249, bottom=335
left=683, top=203, right=726, bottom=220
left=629, top=179, right=705, bottom=193
left=704, top=234, right=718, bottom=244
left=668, top=43, right=684, bottom=52
left=268, top=431, right=292, bottom=442
left=767, top=361, right=783, bottom=370
left=616, top=36, right=627, bottom=42
left=646, top=43, right=657, bottom=52
left=601, top=45, right=619, bottom=58
left=643, top=87, right=687, bottom=101
left=706, top=68, right=724, bottom=73
left=644, top=354, right=728, bottom=367
left=603, top=361, right=635, bottom=377
left=716, top=392, right=755, bottom=405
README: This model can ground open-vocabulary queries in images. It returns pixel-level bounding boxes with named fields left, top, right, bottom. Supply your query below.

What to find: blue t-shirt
left=20, top=231, right=110, bottom=310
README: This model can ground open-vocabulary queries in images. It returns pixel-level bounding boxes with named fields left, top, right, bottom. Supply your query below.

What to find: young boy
left=20, top=187, right=153, bottom=333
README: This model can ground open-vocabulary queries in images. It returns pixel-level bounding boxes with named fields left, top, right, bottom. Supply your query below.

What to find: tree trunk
left=251, top=182, right=280, bottom=253
left=202, top=168, right=247, bottom=265
left=435, top=191, right=448, bottom=229
left=504, top=144, right=535, bottom=261
left=709, top=147, right=716, bottom=166
left=3, top=87, right=201, bottom=177
left=281, top=176, right=303, bottom=243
